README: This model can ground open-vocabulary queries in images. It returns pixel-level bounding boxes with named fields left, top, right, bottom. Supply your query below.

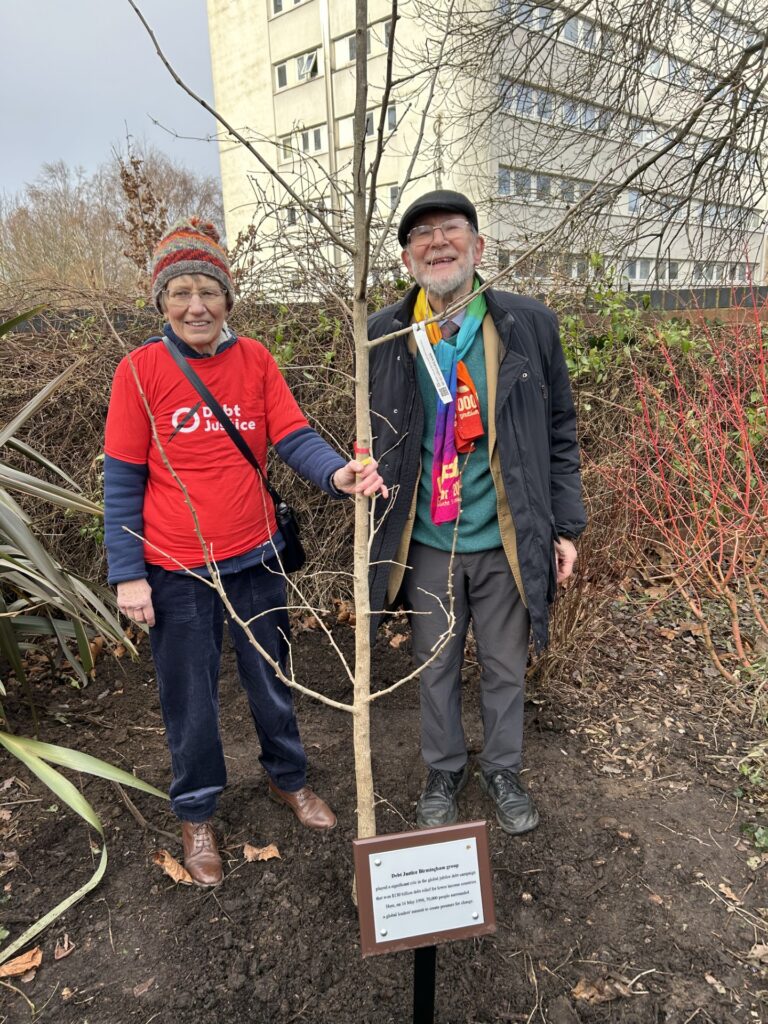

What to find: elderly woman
left=104, top=219, right=385, bottom=886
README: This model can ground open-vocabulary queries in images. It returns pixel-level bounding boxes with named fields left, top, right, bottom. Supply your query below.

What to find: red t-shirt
left=104, top=337, right=307, bottom=571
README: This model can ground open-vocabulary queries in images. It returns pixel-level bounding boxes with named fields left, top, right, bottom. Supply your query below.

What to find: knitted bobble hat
left=151, top=218, right=235, bottom=311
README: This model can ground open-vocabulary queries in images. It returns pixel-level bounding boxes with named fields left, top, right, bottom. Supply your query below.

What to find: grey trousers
left=402, top=542, right=530, bottom=775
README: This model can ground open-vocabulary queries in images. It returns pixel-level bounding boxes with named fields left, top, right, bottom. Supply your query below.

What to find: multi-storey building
left=207, top=0, right=767, bottom=291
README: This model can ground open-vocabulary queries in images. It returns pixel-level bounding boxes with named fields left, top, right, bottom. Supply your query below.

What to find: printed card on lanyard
left=413, top=322, right=452, bottom=405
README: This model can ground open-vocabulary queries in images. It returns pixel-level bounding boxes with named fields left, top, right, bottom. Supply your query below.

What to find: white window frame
left=296, top=49, right=320, bottom=81
left=299, top=125, right=326, bottom=154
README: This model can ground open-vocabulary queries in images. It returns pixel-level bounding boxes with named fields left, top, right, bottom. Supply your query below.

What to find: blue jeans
left=146, top=561, right=307, bottom=821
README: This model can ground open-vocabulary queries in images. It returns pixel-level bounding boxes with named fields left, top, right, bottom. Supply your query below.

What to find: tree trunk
left=351, top=0, right=376, bottom=839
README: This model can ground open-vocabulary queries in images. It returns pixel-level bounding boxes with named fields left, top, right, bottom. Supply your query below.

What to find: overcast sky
left=1, top=0, right=221, bottom=197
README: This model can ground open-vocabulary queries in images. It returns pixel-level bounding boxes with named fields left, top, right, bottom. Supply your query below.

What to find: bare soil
left=1, top=603, right=766, bottom=1024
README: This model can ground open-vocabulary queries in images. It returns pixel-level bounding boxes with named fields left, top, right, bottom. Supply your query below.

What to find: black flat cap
left=397, top=189, right=479, bottom=247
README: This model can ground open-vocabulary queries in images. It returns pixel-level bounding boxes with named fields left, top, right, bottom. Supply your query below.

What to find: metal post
left=413, top=945, right=437, bottom=1024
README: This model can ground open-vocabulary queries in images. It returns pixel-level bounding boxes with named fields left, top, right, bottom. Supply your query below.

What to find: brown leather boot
left=181, top=820, right=223, bottom=887
left=268, top=781, right=337, bottom=830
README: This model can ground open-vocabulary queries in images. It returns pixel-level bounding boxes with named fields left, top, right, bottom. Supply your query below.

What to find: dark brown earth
left=1, top=601, right=766, bottom=1024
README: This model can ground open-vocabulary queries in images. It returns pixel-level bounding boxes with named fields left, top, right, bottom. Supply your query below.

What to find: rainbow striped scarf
left=414, top=283, right=487, bottom=524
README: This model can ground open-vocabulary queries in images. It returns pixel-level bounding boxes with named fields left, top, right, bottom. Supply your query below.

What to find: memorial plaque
left=353, top=821, right=496, bottom=957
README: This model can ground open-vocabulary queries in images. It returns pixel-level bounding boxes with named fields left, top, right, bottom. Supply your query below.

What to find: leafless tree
left=410, top=0, right=767, bottom=288
left=0, top=149, right=223, bottom=304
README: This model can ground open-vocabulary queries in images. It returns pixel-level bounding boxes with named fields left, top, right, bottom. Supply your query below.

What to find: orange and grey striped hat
left=151, top=218, right=234, bottom=311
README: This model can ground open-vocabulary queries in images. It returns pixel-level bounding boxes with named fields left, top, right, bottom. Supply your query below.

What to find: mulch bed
left=1, top=603, right=766, bottom=1023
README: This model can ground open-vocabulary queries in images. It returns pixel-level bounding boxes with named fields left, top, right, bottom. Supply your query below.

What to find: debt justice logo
left=170, top=403, right=257, bottom=434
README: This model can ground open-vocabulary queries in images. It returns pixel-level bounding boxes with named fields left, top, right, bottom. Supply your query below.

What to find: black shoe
left=479, top=769, right=539, bottom=835
left=416, top=766, right=470, bottom=827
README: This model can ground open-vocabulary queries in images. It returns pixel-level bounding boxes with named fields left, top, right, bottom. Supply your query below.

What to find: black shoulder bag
left=161, top=337, right=306, bottom=573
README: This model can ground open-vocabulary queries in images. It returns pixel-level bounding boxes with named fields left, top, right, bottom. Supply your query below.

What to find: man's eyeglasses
left=164, top=287, right=227, bottom=308
left=407, top=218, right=472, bottom=248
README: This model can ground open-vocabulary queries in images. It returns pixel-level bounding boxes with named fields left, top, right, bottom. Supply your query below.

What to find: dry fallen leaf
left=152, top=849, right=194, bottom=885
left=747, top=943, right=768, bottom=964
left=113, top=643, right=126, bottom=659
left=718, top=883, right=742, bottom=904
left=389, top=633, right=408, bottom=648
left=61, top=987, right=75, bottom=1001
left=678, top=620, right=703, bottom=636
left=648, top=892, right=665, bottom=906
left=88, top=636, right=105, bottom=663
left=333, top=599, right=355, bottom=623
left=0, top=851, right=19, bottom=878
left=244, top=842, right=281, bottom=863
left=54, top=934, right=76, bottom=961
left=0, top=947, right=42, bottom=979
left=572, top=977, right=630, bottom=1004
left=0, top=809, right=11, bottom=822
left=20, top=969, right=37, bottom=984
left=133, top=977, right=155, bottom=997
left=705, top=973, right=727, bottom=995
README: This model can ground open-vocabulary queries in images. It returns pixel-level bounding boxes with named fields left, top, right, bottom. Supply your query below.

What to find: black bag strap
left=160, top=336, right=285, bottom=508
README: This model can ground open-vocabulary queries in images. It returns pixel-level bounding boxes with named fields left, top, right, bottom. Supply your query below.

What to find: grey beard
left=418, top=268, right=474, bottom=300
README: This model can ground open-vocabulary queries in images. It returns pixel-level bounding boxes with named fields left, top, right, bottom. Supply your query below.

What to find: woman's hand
left=332, top=459, right=389, bottom=499
left=116, top=578, right=156, bottom=627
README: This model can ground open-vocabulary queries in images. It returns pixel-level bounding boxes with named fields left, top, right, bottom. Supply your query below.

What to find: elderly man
left=368, top=190, right=585, bottom=835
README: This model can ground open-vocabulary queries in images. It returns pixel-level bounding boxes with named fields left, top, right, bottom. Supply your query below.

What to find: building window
left=273, top=0, right=283, bottom=12
left=346, top=30, right=371, bottom=62
left=279, top=135, right=292, bottom=161
left=645, top=49, right=664, bottom=77
left=286, top=206, right=298, bottom=227
left=389, top=185, right=399, bottom=208
left=537, top=91, right=554, bottom=120
left=365, top=112, right=375, bottom=137
left=517, top=3, right=551, bottom=30
left=299, top=125, right=326, bottom=153
left=668, top=56, right=691, bottom=87
left=560, top=179, right=575, bottom=204
left=536, top=174, right=551, bottom=200
left=514, top=170, right=532, bottom=198
left=668, top=261, right=679, bottom=282
left=498, top=168, right=511, bottom=195
left=626, top=258, right=652, bottom=282
left=562, top=100, right=579, bottom=126
left=562, top=15, right=599, bottom=49
left=563, top=17, right=580, bottom=43
left=296, top=50, right=319, bottom=81
left=515, top=85, right=534, bottom=116
left=386, top=105, right=397, bottom=131
left=276, top=62, right=288, bottom=89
